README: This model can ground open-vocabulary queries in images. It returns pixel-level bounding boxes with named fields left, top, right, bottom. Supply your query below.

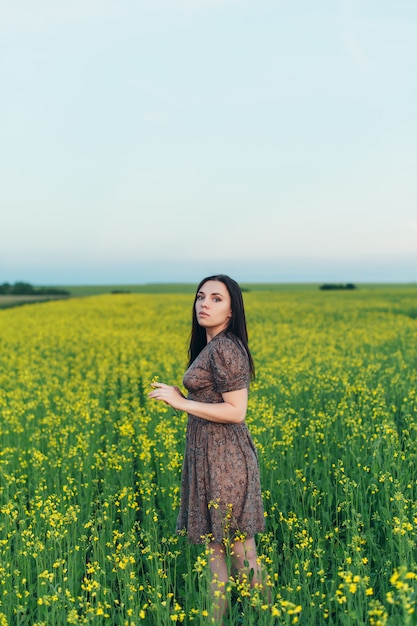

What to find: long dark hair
left=187, top=274, right=255, bottom=378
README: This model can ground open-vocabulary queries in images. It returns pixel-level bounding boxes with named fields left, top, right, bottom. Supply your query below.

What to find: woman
left=149, top=274, right=266, bottom=621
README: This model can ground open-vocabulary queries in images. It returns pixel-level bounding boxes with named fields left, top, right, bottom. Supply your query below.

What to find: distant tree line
left=319, top=283, right=357, bottom=291
left=0, top=281, right=70, bottom=296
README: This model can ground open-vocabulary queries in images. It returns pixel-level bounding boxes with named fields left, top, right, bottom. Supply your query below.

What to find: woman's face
left=195, top=280, right=232, bottom=338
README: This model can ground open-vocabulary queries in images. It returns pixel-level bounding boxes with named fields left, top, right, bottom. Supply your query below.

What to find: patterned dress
left=176, top=330, right=265, bottom=544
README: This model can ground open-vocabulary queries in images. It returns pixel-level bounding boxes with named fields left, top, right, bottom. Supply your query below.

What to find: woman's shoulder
left=210, top=330, right=239, bottom=347
left=209, top=331, right=250, bottom=390
left=210, top=331, right=248, bottom=361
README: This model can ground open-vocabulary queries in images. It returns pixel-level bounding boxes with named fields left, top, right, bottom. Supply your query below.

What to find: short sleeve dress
left=177, top=330, right=265, bottom=544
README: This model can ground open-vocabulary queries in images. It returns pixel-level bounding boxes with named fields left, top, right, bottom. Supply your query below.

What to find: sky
left=1, top=0, right=416, bottom=285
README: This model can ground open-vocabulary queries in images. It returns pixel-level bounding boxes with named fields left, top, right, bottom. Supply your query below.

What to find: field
left=1, top=286, right=417, bottom=625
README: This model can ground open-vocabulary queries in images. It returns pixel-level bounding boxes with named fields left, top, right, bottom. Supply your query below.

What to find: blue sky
left=1, top=0, right=416, bottom=284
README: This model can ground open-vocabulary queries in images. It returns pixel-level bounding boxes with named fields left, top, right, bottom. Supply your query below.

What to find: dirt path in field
left=0, top=295, right=71, bottom=309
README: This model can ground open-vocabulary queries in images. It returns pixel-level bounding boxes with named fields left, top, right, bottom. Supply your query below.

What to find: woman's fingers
left=148, top=383, right=184, bottom=410
left=149, top=382, right=172, bottom=400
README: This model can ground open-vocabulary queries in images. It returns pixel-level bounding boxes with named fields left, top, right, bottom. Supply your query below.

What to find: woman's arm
left=148, top=383, right=248, bottom=424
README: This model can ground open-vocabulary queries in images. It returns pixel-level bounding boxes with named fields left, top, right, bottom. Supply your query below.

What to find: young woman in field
left=149, top=274, right=267, bottom=622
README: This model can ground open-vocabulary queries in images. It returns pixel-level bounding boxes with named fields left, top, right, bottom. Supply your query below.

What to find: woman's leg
left=207, top=541, right=229, bottom=623
left=231, top=537, right=270, bottom=597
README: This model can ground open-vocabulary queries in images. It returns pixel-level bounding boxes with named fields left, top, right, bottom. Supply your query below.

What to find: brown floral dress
left=177, top=330, right=265, bottom=544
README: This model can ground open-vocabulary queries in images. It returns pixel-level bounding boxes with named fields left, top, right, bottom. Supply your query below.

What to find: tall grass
left=0, top=288, right=416, bottom=624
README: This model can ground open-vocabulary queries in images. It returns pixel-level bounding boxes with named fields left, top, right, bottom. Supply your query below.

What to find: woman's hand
left=148, top=382, right=187, bottom=411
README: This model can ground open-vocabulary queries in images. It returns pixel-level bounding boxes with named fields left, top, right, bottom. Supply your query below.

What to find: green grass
left=54, top=282, right=416, bottom=297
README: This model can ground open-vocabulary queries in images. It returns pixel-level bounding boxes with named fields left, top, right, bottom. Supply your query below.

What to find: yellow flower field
left=0, top=287, right=417, bottom=625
